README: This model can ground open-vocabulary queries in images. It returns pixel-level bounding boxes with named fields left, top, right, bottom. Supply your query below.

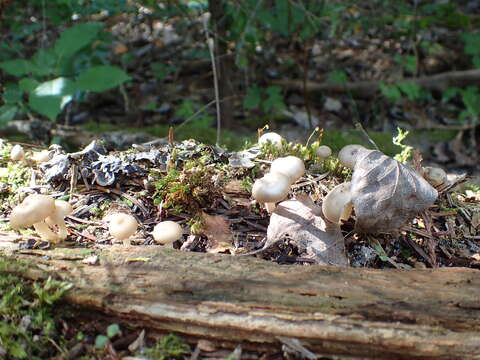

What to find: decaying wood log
left=1, top=244, right=480, bottom=359
left=273, top=68, right=480, bottom=98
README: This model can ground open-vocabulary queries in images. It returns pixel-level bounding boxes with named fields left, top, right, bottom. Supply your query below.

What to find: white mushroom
left=252, top=172, right=291, bottom=213
left=105, top=213, right=138, bottom=246
left=322, top=182, right=353, bottom=224
left=338, top=144, right=366, bottom=169
left=316, top=145, right=332, bottom=160
left=31, top=150, right=52, bottom=163
left=258, top=132, right=283, bottom=149
left=152, top=221, right=183, bottom=245
left=423, top=166, right=447, bottom=187
left=270, top=156, right=305, bottom=184
left=45, top=200, right=73, bottom=242
left=10, top=144, right=25, bottom=161
left=9, top=194, right=58, bottom=242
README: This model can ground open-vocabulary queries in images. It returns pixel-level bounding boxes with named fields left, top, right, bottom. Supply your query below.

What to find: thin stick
left=203, top=16, right=222, bottom=146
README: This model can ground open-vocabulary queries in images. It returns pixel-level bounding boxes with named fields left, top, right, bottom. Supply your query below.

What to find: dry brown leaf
left=351, top=149, right=438, bottom=233
left=200, top=212, right=234, bottom=253
left=266, top=194, right=348, bottom=266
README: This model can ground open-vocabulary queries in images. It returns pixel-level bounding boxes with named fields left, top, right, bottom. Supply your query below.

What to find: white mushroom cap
left=252, top=172, right=291, bottom=204
left=316, top=145, right=332, bottom=160
left=270, top=156, right=305, bottom=184
left=423, top=166, right=447, bottom=187
left=10, top=145, right=25, bottom=161
left=31, top=150, right=52, bottom=163
left=322, top=182, right=353, bottom=224
left=45, top=200, right=73, bottom=242
left=9, top=194, right=59, bottom=242
left=106, top=213, right=138, bottom=245
left=152, top=221, right=183, bottom=245
left=338, top=144, right=366, bottom=169
left=258, top=132, right=283, bottom=149
left=10, top=194, right=55, bottom=229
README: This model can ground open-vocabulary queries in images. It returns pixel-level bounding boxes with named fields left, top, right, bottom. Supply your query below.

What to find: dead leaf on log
left=199, top=212, right=234, bottom=253
left=267, top=194, right=347, bottom=266
left=351, top=149, right=438, bottom=233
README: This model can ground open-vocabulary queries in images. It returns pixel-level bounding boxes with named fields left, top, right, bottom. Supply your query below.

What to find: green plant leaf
left=397, top=81, right=421, bottom=101
left=75, top=65, right=130, bottom=92
left=106, top=323, right=121, bottom=338
left=31, top=49, right=57, bottom=76
left=379, top=83, right=402, bottom=102
left=54, top=22, right=104, bottom=58
left=262, top=85, right=285, bottom=112
left=243, top=85, right=261, bottom=110
left=19, top=78, right=39, bottom=93
left=0, top=105, right=18, bottom=125
left=4, top=83, right=22, bottom=104
left=0, top=59, right=32, bottom=77
left=95, top=335, right=109, bottom=348
left=29, top=77, right=75, bottom=121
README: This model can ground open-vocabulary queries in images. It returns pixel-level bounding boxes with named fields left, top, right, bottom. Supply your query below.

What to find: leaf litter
left=1, top=138, right=479, bottom=269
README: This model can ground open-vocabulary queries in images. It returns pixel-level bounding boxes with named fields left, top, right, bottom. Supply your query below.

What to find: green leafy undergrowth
left=140, top=334, right=191, bottom=360
left=0, top=258, right=73, bottom=359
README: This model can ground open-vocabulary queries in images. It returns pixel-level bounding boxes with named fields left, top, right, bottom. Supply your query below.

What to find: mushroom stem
left=265, top=202, right=277, bottom=213
left=33, top=221, right=59, bottom=242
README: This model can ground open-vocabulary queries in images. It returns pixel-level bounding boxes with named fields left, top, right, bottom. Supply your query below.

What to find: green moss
left=0, top=257, right=72, bottom=359
left=140, top=334, right=191, bottom=360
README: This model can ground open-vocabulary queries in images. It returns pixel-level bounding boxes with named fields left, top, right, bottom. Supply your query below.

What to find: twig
left=203, top=16, right=222, bottom=146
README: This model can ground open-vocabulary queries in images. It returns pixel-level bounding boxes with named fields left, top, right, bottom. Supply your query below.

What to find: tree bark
left=2, top=244, right=480, bottom=359
left=273, top=69, right=480, bottom=98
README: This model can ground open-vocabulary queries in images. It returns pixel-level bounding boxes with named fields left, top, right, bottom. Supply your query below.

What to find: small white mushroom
left=45, top=200, right=73, bottom=242
left=258, top=132, right=283, bottom=149
left=316, top=145, right=332, bottom=160
left=31, top=150, right=52, bottom=163
left=338, top=144, right=366, bottom=169
left=423, top=166, right=447, bottom=187
left=105, top=213, right=138, bottom=246
left=270, top=156, right=305, bottom=184
left=322, top=182, right=353, bottom=224
left=152, top=221, right=183, bottom=245
left=252, top=172, right=291, bottom=213
left=9, top=194, right=58, bottom=242
left=10, top=144, right=25, bottom=161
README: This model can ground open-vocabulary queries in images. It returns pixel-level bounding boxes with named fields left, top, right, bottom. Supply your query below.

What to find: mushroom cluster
left=9, top=194, right=72, bottom=243
left=252, top=155, right=305, bottom=212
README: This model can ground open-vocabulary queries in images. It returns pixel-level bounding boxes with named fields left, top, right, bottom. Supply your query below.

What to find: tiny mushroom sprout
left=322, top=182, right=353, bottom=224
left=270, top=156, right=305, bottom=184
left=105, top=213, right=138, bottom=245
left=252, top=172, right=291, bottom=213
left=423, top=166, right=447, bottom=187
left=9, top=194, right=59, bottom=242
left=152, top=221, right=183, bottom=245
left=45, top=200, right=73, bottom=242
left=338, top=144, right=366, bottom=169
left=258, top=132, right=283, bottom=149
left=316, top=145, right=332, bottom=160
left=10, top=144, right=25, bottom=161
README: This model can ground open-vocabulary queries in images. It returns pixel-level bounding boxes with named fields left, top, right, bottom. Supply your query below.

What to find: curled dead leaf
left=351, top=149, right=438, bottom=233
left=199, top=212, right=234, bottom=253
left=266, top=194, right=348, bottom=266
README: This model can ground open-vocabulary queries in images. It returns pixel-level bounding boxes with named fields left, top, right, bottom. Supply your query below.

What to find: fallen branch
left=1, top=245, right=480, bottom=359
left=273, top=69, right=480, bottom=98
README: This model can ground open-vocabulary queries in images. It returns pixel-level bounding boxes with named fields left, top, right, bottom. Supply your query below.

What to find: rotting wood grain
left=2, top=244, right=480, bottom=359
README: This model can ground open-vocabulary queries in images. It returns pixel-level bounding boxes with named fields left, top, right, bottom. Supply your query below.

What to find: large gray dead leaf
left=266, top=194, right=348, bottom=266
left=351, top=149, right=438, bottom=233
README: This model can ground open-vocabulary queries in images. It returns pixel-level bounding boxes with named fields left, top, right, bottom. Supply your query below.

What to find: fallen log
left=273, top=68, right=480, bottom=98
left=1, top=244, right=480, bottom=359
